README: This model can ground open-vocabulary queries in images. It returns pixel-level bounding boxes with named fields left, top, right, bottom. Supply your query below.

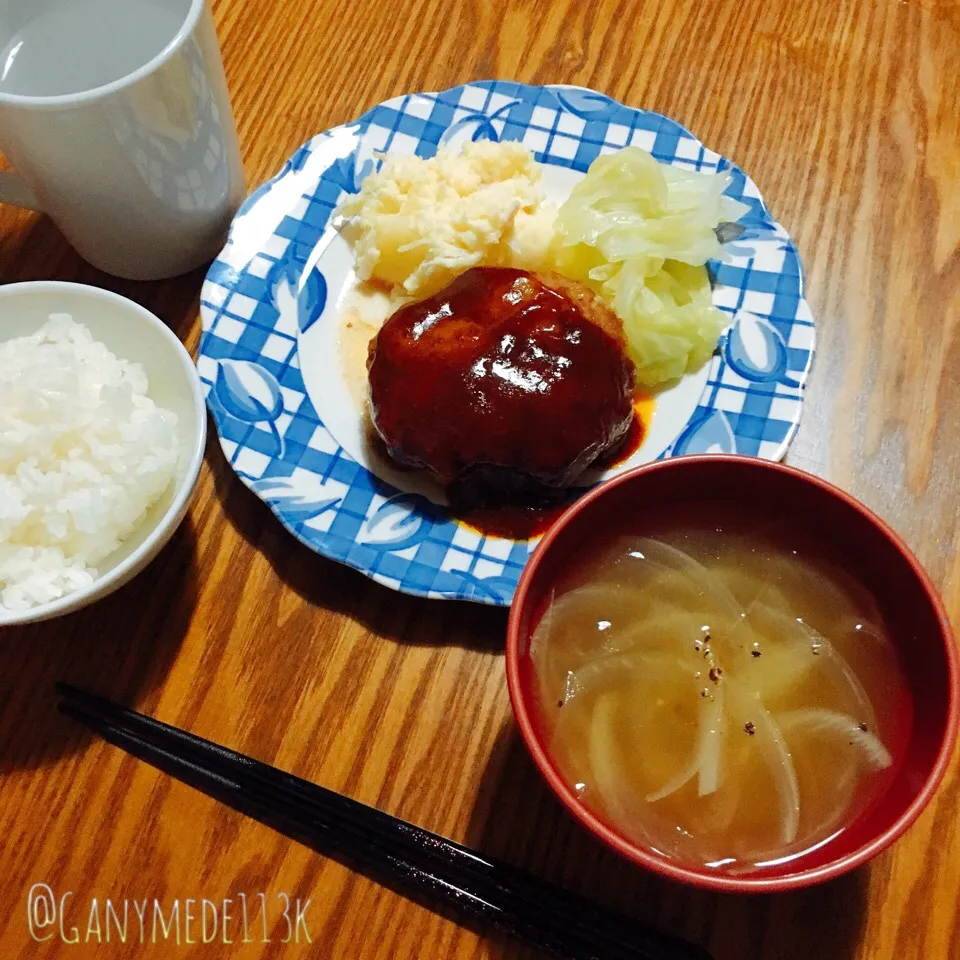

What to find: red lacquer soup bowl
left=506, top=456, right=959, bottom=893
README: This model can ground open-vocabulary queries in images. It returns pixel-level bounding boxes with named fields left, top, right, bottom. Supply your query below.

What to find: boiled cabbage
left=550, top=147, right=748, bottom=386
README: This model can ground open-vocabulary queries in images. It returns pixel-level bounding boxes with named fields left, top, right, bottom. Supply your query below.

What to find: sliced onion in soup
left=529, top=518, right=904, bottom=871
left=529, top=582, right=649, bottom=702
left=569, top=649, right=690, bottom=699
left=793, top=621, right=878, bottom=731
left=774, top=709, right=876, bottom=853
left=737, top=603, right=821, bottom=699
left=762, top=552, right=883, bottom=638
left=631, top=538, right=745, bottom=622
left=778, top=709, right=892, bottom=771
left=588, top=692, right=662, bottom=849
left=728, top=685, right=800, bottom=845
left=697, top=680, right=725, bottom=797
left=744, top=602, right=878, bottom=729
left=614, top=610, right=719, bottom=660
left=645, top=679, right=726, bottom=802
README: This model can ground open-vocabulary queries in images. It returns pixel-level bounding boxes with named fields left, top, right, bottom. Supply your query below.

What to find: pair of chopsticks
left=56, top=684, right=712, bottom=960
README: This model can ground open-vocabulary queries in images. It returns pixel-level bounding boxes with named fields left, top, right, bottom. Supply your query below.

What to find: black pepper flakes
left=751, top=650, right=762, bottom=658
left=709, top=666, right=723, bottom=684
left=744, top=722, right=756, bottom=735
left=700, top=688, right=709, bottom=698
left=858, top=722, right=868, bottom=732
left=557, top=699, right=564, bottom=708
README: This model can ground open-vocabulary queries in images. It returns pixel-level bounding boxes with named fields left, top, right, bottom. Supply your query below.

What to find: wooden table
left=2, top=0, right=959, bottom=957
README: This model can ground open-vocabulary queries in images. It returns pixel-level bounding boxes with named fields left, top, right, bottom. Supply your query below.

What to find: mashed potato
left=336, top=141, right=555, bottom=298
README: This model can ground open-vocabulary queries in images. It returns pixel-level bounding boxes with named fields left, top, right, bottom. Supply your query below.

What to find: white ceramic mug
left=0, top=0, right=245, bottom=280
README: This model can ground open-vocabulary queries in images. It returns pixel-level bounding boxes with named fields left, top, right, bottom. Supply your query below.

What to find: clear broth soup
left=530, top=506, right=911, bottom=874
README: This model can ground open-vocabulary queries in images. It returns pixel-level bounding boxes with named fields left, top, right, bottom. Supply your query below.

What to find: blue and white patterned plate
left=198, top=81, right=815, bottom=606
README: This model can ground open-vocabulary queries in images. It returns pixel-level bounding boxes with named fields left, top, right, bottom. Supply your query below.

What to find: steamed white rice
left=0, top=314, right=179, bottom=612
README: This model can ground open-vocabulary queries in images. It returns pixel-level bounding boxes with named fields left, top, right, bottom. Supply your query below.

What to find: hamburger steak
left=367, top=266, right=636, bottom=506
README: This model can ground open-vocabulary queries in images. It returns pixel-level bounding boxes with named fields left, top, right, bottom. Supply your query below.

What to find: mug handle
left=0, top=170, right=40, bottom=210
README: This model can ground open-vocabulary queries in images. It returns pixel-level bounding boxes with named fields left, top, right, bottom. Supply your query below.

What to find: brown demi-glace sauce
left=457, top=397, right=652, bottom=540
left=594, top=391, right=654, bottom=469
left=368, top=267, right=637, bottom=520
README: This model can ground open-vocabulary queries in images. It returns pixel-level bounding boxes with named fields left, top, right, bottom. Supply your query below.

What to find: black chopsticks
left=56, top=684, right=712, bottom=960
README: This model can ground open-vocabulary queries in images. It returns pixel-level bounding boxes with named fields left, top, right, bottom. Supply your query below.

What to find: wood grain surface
left=2, top=0, right=959, bottom=957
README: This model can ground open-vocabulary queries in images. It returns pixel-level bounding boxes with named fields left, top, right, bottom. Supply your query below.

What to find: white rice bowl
left=0, top=282, right=206, bottom=625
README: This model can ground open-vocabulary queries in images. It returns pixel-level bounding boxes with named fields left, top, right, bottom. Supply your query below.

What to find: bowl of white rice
left=0, top=281, right=206, bottom=625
